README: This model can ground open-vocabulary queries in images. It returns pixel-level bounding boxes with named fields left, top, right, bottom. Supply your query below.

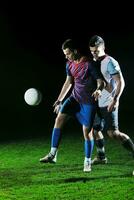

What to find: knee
left=83, top=126, right=93, bottom=140
left=84, top=134, right=88, bottom=140
left=55, top=115, right=64, bottom=127
left=93, top=130, right=104, bottom=140
left=113, top=130, right=129, bottom=141
left=107, top=130, right=129, bottom=141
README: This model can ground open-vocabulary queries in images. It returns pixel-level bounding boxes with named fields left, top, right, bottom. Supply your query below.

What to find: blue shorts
left=60, top=96, right=97, bottom=128
left=93, top=106, right=119, bottom=131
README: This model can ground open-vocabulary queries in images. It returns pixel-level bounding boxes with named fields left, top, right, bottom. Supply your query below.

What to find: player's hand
left=107, top=99, right=117, bottom=112
left=92, top=89, right=102, bottom=101
left=54, top=104, right=62, bottom=114
left=105, top=83, right=113, bottom=93
left=53, top=100, right=62, bottom=114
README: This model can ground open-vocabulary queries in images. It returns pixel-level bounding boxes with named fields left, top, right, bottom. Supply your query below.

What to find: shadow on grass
left=63, top=173, right=133, bottom=183
left=0, top=163, right=133, bottom=190
left=106, top=161, right=133, bottom=167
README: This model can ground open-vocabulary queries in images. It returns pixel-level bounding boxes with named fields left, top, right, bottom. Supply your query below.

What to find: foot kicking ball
left=24, top=88, right=42, bottom=106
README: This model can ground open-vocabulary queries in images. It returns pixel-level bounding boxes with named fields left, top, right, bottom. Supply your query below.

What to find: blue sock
left=51, top=128, right=61, bottom=148
left=84, top=139, right=94, bottom=158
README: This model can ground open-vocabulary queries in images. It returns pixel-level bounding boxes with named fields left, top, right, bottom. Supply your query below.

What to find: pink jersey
left=66, top=58, right=101, bottom=104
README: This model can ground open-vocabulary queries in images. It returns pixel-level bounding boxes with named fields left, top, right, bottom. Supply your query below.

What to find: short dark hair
left=62, top=39, right=79, bottom=51
left=89, top=35, right=104, bottom=47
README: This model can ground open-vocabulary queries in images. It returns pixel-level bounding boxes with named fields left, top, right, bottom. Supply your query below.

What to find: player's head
left=89, top=35, right=105, bottom=60
left=62, top=39, right=81, bottom=62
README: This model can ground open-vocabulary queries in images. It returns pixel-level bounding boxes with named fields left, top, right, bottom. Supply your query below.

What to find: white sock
left=50, top=147, right=57, bottom=155
left=84, top=157, right=91, bottom=163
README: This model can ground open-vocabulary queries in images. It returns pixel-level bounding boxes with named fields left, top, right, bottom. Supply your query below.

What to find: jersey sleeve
left=107, top=59, right=121, bottom=75
left=66, top=61, right=72, bottom=76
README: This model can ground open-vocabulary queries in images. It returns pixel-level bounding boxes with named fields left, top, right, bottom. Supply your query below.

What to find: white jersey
left=98, top=55, right=122, bottom=107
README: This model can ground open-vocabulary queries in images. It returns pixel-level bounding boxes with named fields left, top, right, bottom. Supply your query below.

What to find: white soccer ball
left=24, top=88, right=42, bottom=106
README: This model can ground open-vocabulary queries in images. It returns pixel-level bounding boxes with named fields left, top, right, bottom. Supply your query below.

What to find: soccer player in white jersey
left=89, top=35, right=134, bottom=165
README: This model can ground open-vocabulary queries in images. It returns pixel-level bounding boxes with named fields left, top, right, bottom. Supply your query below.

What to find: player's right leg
left=40, top=96, right=76, bottom=164
left=104, top=106, right=134, bottom=158
left=39, top=112, right=69, bottom=163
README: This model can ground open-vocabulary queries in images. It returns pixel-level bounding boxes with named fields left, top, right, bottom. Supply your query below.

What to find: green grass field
left=0, top=132, right=134, bottom=200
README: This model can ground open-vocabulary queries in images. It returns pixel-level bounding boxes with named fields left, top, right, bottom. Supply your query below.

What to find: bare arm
left=97, top=79, right=106, bottom=91
left=92, top=79, right=106, bottom=100
left=55, top=75, right=73, bottom=102
left=107, top=73, right=125, bottom=112
left=53, top=75, right=73, bottom=113
left=112, top=73, right=125, bottom=101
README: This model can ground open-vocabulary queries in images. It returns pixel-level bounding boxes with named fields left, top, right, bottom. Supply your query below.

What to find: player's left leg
left=105, top=106, right=134, bottom=157
left=40, top=112, right=70, bottom=163
left=108, top=129, right=134, bottom=157
left=77, top=103, right=97, bottom=172
left=83, top=126, right=94, bottom=172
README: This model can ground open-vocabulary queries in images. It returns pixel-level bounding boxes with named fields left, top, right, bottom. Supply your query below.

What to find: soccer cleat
left=91, top=157, right=108, bottom=165
left=83, top=161, right=92, bottom=172
left=39, top=152, right=57, bottom=163
left=52, top=153, right=57, bottom=163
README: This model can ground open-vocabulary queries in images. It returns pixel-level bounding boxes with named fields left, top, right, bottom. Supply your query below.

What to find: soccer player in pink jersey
left=40, top=39, right=105, bottom=172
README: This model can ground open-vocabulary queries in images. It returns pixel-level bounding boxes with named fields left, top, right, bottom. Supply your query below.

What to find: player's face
left=89, top=44, right=104, bottom=60
left=63, top=48, right=76, bottom=62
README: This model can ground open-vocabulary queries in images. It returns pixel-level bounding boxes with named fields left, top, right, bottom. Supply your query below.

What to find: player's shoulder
left=104, top=55, right=121, bottom=73
left=66, top=61, right=72, bottom=68
left=66, top=60, right=72, bottom=65
left=104, top=55, right=119, bottom=66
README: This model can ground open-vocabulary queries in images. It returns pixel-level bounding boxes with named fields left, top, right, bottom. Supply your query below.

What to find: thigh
left=60, top=96, right=80, bottom=116
left=55, top=112, right=70, bottom=128
left=101, top=106, right=119, bottom=130
left=76, top=103, right=97, bottom=129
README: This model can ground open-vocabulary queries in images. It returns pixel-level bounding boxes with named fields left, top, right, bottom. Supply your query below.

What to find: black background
left=0, top=1, right=134, bottom=139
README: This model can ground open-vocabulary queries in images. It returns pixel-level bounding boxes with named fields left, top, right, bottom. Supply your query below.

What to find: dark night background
left=0, top=1, right=134, bottom=140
